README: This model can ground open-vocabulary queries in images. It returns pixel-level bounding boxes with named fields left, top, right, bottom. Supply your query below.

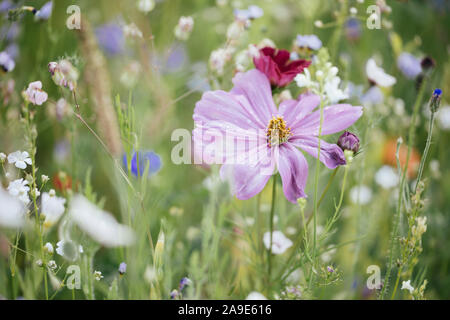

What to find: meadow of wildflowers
left=0, top=0, right=449, bottom=302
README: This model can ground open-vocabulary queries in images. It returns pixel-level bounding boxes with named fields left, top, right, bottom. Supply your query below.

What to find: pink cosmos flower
left=193, top=69, right=362, bottom=203
left=24, top=81, right=48, bottom=105
left=253, top=47, right=311, bottom=88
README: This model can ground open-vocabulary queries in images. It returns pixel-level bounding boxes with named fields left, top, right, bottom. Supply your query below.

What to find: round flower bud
left=337, top=131, right=360, bottom=153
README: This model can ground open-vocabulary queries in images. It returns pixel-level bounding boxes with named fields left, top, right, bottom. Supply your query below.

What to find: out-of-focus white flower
left=366, top=58, right=396, bottom=87
left=0, top=152, right=6, bottom=162
left=137, top=0, right=155, bottom=13
left=7, top=178, right=30, bottom=205
left=0, top=185, right=26, bottom=229
left=120, top=61, right=141, bottom=88
left=174, top=16, right=194, bottom=41
left=349, top=7, right=358, bottom=15
left=375, top=165, right=399, bottom=189
left=44, top=242, right=54, bottom=254
left=226, top=20, right=245, bottom=41
left=437, top=106, right=450, bottom=131
left=246, top=291, right=267, bottom=300
left=47, top=260, right=57, bottom=271
left=68, top=194, right=135, bottom=247
left=349, top=185, right=373, bottom=205
left=257, top=38, right=276, bottom=49
left=263, top=231, right=293, bottom=255
left=144, top=265, right=157, bottom=283
left=323, top=75, right=349, bottom=104
left=123, top=23, right=143, bottom=39
left=295, top=69, right=318, bottom=90
left=24, top=81, right=48, bottom=105
left=412, top=216, right=427, bottom=239
left=209, top=47, right=233, bottom=75
left=235, top=44, right=259, bottom=72
left=401, top=280, right=414, bottom=294
left=314, top=20, right=323, bottom=28
left=41, top=192, right=66, bottom=229
left=7, top=151, right=32, bottom=170
left=56, top=240, right=83, bottom=261
left=94, top=270, right=103, bottom=281
left=41, top=175, right=49, bottom=183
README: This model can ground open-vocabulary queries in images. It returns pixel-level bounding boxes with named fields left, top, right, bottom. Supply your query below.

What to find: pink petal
left=231, top=69, right=277, bottom=125
left=279, top=93, right=321, bottom=129
left=221, top=147, right=275, bottom=200
left=276, top=144, right=308, bottom=203
left=193, top=90, right=262, bottom=130
left=290, top=136, right=346, bottom=169
left=293, top=104, right=363, bottom=136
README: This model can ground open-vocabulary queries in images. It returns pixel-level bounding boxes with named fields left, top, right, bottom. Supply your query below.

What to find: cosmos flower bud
left=337, top=131, right=360, bottom=154
left=430, top=88, right=442, bottom=113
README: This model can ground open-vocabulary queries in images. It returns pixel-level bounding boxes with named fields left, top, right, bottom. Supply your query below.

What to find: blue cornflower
left=118, top=262, right=127, bottom=275
left=345, top=18, right=361, bottom=41
left=35, top=1, right=53, bottom=21
left=179, top=277, right=192, bottom=291
left=123, top=150, right=162, bottom=178
left=95, top=23, right=125, bottom=56
left=397, top=52, right=422, bottom=79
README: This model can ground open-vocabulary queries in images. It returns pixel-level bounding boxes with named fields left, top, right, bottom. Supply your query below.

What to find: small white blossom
left=41, top=175, right=49, bottom=183
left=375, top=165, right=399, bottom=189
left=0, top=152, right=6, bottom=162
left=36, top=259, right=43, bottom=267
left=123, top=23, right=143, bottom=39
left=174, top=16, right=194, bottom=41
left=94, top=270, right=103, bottom=281
left=246, top=291, right=267, bottom=300
left=47, top=260, right=57, bottom=271
left=44, top=242, right=54, bottom=254
left=24, top=81, right=48, bottom=105
left=7, top=178, right=30, bottom=205
left=349, top=185, right=373, bottom=205
left=263, top=231, right=293, bottom=255
left=41, top=192, right=66, bottom=229
left=56, top=240, right=84, bottom=261
left=0, top=185, right=26, bottom=229
left=137, top=0, right=155, bottom=13
left=7, top=151, right=32, bottom=170
left=401, top=280, right=414, bottom=294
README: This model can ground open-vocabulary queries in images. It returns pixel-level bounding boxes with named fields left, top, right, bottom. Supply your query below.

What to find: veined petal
left=221, top=146, right=275, bottom=200
left=193, top=90, right=261, bottom=130
left=279, top=93, right=321, bottom=129
left=290, top=136, right=346, bottom=169
left=277, top=144, right=308, bottom=203
left=293, top=104, right=363, bottom=136
left=231, top=69, right=277, bottom=125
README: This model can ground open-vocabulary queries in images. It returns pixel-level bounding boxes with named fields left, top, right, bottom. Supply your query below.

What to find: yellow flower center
left=267, top=116, right=292, bottom=147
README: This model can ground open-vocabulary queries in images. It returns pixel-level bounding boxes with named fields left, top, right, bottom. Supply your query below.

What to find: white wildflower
left=375, top=165, right=399, bottom=189
left=137, top=0, right=155, bottom=13
left=246, top=292, right=267, bottom=300
left=94, top=270, right=103, bottom=281
left=7, top=178, right=30, bottom=205
left=68, top=194, right=135, bottom=247
left=401, top=280, right=414, bottom=294
left=263, top=231, right=293, bottom=255
left=44, top=242, right=54, bottom=254
left=0, top=185, right=26, bottom=229
left=7, top=151, right=32, bottom=170
left=366, top=58, right=396, bottom=87
left=41, top=192, right=66, bottom=229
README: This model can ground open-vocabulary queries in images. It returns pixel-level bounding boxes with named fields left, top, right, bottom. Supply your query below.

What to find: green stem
left=267, top=175, right=277, bottom=287
left=414, top=112, right=435, bottom=193
left=381, top=78, right=427, bottom=299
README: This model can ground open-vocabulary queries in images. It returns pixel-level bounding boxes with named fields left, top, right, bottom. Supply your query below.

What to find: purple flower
left=35, top=1, right=53, bottom=21
left=234, top=5, right=263, bottom=21
left=397, top=52, right=422, bottom=79
left=95, top=23, right=125, bottom=56
left=361, top=86, right=384, bottom=105
left=345, top=18, right=361, bottom=42
left=337, top=131, right=360, bottom=153
left=295, top=34, right=322, bottom=51
left=118, top=262, right=127, bottom=275
left=0, top=51, right=15, bottom=72
left=179, top=277, right=192, bottom=291
left=123, top=151, right=162, bottom=178
left=193, top=70, right=362, bottom=203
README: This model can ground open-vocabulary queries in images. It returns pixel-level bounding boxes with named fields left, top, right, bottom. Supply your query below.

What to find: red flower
left=253, top=47, right=311, bottom=88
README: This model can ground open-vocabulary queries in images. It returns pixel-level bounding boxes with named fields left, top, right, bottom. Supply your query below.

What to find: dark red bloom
left=253, top=47, right=311, bottom=88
